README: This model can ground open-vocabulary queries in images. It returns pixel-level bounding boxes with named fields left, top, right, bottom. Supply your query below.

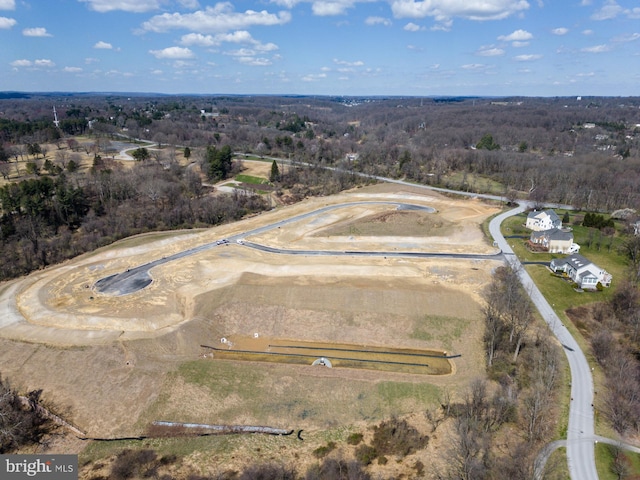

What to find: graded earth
left=0, top=184, right=501, bottom=451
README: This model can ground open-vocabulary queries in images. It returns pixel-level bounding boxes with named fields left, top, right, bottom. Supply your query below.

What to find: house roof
left=531, top=228, right=573, bottom=241
left=552, top=253, right=601, bottom=274
left=527, top=209, right=561, bottom=222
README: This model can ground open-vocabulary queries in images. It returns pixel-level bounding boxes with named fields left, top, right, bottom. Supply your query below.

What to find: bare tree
left=54, top=149, right=69, bottom=169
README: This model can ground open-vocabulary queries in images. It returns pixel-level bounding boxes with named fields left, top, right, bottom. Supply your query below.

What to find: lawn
left=234, top=174, right=270, bottom=185
left=501, top=210, right=630, bottom=289
left=440, top=172, right=506, bottom=195
left=595, top=442, right=640, bottom=480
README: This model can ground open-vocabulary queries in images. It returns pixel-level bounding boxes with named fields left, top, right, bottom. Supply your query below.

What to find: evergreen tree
left=206, top=144, right=233, bottom=181
left=476, top=134, right=500, bottom=151
left=270, top=160, right=280, bottom=182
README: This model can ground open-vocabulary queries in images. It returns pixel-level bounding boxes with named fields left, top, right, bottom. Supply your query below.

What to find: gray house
left=530, top=228, right=578, bottom=253
left=550, top=253, right=612, bottom=289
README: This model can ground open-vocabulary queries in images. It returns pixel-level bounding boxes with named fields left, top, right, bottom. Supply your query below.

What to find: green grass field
left=595, top=442, right=640, bottom=480
left=440, top=172, right=506, bottom=195
left=234, top=174, right=270, bottom=185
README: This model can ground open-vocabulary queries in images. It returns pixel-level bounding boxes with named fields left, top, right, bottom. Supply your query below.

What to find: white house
left=526, top=209, right=562, bottom=231
left=530, top=228, right=579, bottom=254
left=550, top=253, right=612, bottom=289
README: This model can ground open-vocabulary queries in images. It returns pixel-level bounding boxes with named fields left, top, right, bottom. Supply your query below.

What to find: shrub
left=238, top=463, right=297, bottom=480
left=346, top=433, right=364, bottom=445
left=354, top=444, right=377, bottom=466
left=0, top=376, right=53, bottom=453
left=110, top=449, right=157, bottom=480
left=305, top=458, right=371, bottom=480
left=371, top=417, right=428, bottom=458
left=312, top=441, right=336, bottom=459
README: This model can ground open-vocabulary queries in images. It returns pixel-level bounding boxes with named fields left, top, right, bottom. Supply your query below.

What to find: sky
left=1, top=0, right=639, bottom=97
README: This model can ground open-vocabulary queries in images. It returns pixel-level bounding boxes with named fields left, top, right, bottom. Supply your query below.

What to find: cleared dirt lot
left=0, top=183, right=501, bottom=453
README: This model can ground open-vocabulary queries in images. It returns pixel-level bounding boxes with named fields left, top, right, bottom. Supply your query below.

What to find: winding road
left=489, top=205, right=597, bottom=480
left=95, top=200, right=499, bottom=296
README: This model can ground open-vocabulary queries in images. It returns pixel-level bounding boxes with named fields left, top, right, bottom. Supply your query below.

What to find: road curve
left=489, top=205, right=597, bottom=480
left=95, top=201, right=438, bottom=295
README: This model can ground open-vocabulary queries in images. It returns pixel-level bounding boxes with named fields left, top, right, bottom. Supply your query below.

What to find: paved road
left=489, top=205, right=597, bottom=480
left=95, top=201, right=441, bottom=295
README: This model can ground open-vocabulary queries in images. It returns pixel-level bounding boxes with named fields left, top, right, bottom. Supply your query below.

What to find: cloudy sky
left=1, top=0, right=639, bottom=96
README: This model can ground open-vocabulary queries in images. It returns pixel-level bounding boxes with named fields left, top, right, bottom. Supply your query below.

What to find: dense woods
left=0, top=161, right=269, bottom=280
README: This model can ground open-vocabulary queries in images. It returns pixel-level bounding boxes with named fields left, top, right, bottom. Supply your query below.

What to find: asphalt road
left=94, top=201, right=439, bottom=295
left=489, top=205, right=597, bottom=480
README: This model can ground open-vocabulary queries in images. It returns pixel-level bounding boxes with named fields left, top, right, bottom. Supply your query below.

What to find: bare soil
left=0, top=182, right=501, bottom=476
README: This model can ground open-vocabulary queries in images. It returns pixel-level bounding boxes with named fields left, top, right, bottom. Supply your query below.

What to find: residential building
left=526, top=209, right=562, bottom=231
left=550, top=253, right=612, bottom=289
left=530, top=228, right=579, bottom=254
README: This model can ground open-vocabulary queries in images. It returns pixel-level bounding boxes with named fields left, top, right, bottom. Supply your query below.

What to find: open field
left=0, top=183, right=501, bottom=473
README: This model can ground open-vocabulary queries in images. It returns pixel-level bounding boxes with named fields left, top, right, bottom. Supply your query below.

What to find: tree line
left=0, top=154, right=267, bottom=281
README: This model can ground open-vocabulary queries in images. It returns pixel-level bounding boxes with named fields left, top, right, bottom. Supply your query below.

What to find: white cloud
left=513, top=53, right=542, bottom=61
left=180, top=33, right=216, bottom=46
left=94, top=40, right=113, bottom=49
left=63, top=66, right=83, bottom=72
left=226, top=48, right=259, bottom=57
left=582, top=29, right=594, bottom=35
left=333, top=58, right=364, bottom=67
left=180, top=31, right=277, bottom=51
left=23, top=27, right=52, bottom=37
left=511, top=41, right=529, bottom=47
left=312, top=1, right=354, bottom=16
left=236, top=56, right=272, bottom=66
left=461, top=63, right=486, bottom=70
left=302, top=73, right=327, bottom=81
left=142, top=3, right=292, bottom=33
left=391, top=0, right=530, bottom=23
left=581, top=44, right=610, bottom=53
left=365, top=16, right=392, bottom=26
left=403, top=22, right=422, bottom=31
left=613, top=32, right=640, bottom=42
left=0, top=0, right=15, bottom=10
left=34, top=59, right=55, bottom=67
left=0, top=16, right=15, bottom=28
left=498, top=29, right=533, bottom=42
left=552, top=27, right=568, bottom=35
left=79, top=0, right=161, bottom=13
left=477, top=46, right=505, bottom=56
left=178, top=0, right=200, bottom=8
left=149, top=46, right=195, bottom=59
left=270, top=0, right=362, bottom=16
left=10, top=59, right=31, bottom=67
left=270, top=0, right=300, bottom=7
left=591, top=0, right=622, bottom=20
